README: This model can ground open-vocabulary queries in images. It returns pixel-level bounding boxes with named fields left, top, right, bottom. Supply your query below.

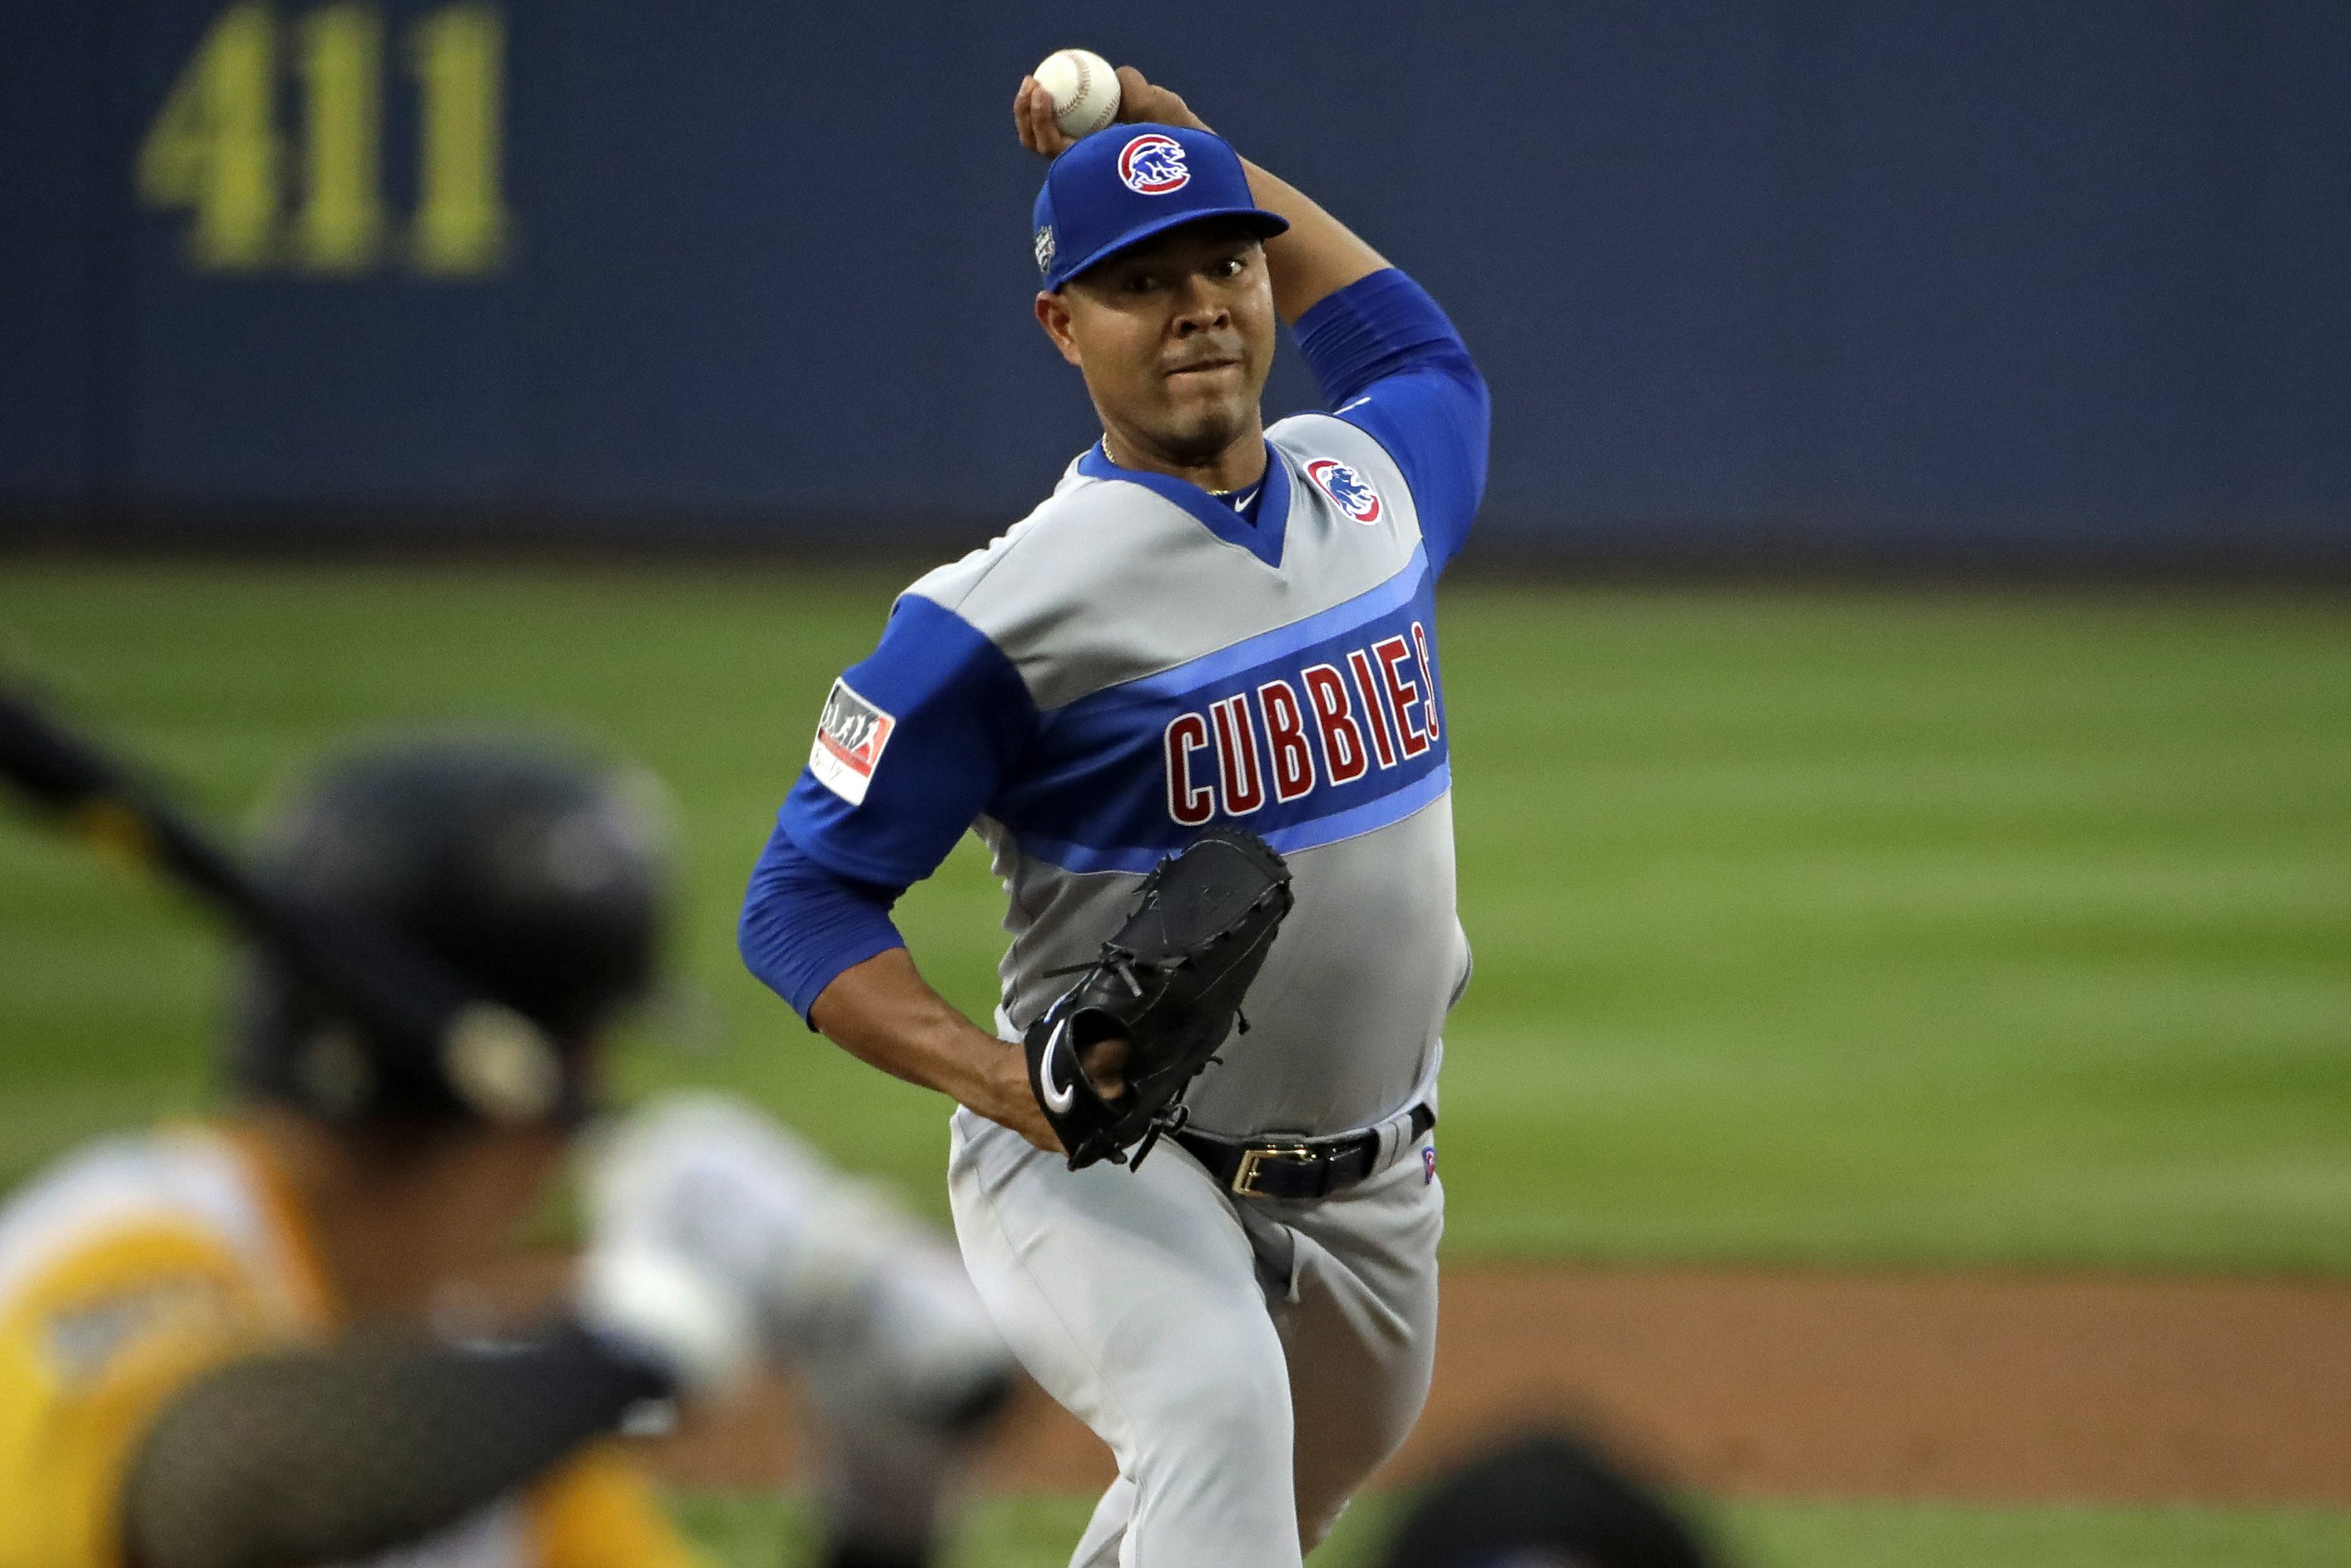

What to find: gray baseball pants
left=948, top=1106, right=1444, bottom=1567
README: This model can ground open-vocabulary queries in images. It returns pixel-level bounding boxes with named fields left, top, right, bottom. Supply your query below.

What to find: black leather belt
left=1176, top=1103, right=1436, bottom=1201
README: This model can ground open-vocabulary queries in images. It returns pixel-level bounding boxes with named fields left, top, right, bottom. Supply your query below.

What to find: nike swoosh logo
left=1040, top=1017, right=1077, bottom=1114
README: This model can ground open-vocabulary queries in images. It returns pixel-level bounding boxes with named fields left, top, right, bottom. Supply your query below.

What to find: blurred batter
left=0, top=738, right=1009, bottom=1568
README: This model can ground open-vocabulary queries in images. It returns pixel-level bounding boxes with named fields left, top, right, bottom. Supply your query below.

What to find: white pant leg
left=950, top=1110, right=1303, bottom=1568
left=591, top=1095, right=1013, bottom=1562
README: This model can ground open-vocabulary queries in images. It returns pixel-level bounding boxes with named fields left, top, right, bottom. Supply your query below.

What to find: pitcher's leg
left=948, top=1111, right=1305, bottom=1568
left=1247, top=1132, right=1446, bottom=1552
left=1067, top=1476, right=1134, bottom=1568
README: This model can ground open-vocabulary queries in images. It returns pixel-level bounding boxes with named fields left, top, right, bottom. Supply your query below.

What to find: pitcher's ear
left=1035, top=291, right=1084, bottom=368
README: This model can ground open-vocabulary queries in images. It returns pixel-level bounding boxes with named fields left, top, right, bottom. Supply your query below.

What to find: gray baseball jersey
left=758, top=262, right=1488, bottom=1136
left=773, top=288, right=1483, bottom=1135
left=922, top=414, right=1462, bottom=1135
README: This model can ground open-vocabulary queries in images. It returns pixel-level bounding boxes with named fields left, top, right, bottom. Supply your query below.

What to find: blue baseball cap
left=1032, top=123, right=1288, bottom=292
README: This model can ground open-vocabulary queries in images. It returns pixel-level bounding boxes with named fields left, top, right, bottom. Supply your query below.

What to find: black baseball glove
left=1023, top=828, right=1294, bottom=1171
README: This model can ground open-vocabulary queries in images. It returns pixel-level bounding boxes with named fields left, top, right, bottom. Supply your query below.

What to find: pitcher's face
left=1038, top=219, right=1276, bottom=467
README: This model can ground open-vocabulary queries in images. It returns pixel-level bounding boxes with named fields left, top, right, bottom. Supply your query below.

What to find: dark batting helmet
left=226, top=735, right=668, bottom=1125
left=1378, top=1428, right=1719, bottom=1568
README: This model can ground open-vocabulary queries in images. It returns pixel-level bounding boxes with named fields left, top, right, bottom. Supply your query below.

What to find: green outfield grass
left=670, top=1488, right=2351, bottom=1568
left=2, top=561, right=2346, bottom=1272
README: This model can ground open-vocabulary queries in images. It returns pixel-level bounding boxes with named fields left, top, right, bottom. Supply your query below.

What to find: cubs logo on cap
left=1307, top=459, right=1383, bottom=524
left=1117, top=132, right=1191, bottom=194
left=1033, top=122, right=1288, bottom=292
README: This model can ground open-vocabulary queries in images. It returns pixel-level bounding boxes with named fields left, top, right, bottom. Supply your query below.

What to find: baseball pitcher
left=740, top=62, right=1487, bottom=1568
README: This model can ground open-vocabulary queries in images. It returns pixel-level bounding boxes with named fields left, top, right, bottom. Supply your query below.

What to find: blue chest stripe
left=1042, top=544, right=1431, bottom=720
left=1020, top=762, right=1451, bottom=875
left=991, top=547, right=1448, bottom=874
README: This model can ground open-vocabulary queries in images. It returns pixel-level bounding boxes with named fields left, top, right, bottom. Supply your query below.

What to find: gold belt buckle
left=1232, top=1143, right=1318, bottom=1198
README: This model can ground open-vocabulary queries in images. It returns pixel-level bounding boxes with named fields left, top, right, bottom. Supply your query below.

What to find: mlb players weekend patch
left=1306, top=458, right=1383, bottom=523
left=810, top=678, right=897, bottom=806
left=1118, top=133, right=1190, bottom=194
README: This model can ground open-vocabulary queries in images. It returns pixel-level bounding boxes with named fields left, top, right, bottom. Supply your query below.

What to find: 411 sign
left=136, top=2, right=511, bottom=277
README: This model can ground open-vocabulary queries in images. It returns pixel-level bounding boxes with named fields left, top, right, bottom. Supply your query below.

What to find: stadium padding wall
left=3, top=2, right=2346, bottom=565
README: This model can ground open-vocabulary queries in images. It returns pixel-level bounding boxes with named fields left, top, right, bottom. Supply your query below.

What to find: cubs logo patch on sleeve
left=809, top=678, right=897, bottom=806
left=1306, top=459, right=1383, bottom=523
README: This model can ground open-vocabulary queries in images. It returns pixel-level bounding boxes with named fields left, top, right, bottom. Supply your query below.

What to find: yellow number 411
left=137, top=2, right=509, bottom=277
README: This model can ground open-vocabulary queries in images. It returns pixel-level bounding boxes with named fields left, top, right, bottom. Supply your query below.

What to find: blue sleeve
left=1293, top=269, right=1491, bottom=573
left=772, top=593, right=1037, bottom=888
left=739, top=593, right=1034, bottom=1021
left=737, top=823, right=907, bottom=1024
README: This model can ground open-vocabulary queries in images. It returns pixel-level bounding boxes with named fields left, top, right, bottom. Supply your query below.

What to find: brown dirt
left=646, top=1263, right=2351, bottom=1505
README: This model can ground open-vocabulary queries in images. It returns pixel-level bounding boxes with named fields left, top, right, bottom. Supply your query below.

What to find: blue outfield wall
left=2, top=2, right=2347, bottom=565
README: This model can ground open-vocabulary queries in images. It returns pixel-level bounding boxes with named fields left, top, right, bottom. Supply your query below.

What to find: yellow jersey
left=0, top=1122, right=705, bottom=1568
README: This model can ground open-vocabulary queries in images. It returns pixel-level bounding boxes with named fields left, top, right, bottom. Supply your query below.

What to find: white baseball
left=1034, top=49, right=1121, bottom=139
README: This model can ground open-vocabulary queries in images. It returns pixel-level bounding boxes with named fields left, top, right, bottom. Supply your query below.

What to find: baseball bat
left=0, top=683, right=561, bottom=1122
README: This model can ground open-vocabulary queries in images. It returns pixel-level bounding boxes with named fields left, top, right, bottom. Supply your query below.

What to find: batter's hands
left=574, top=1227, right=763, bottom=1398
left=1013, top=66, right=1209, bottom=159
